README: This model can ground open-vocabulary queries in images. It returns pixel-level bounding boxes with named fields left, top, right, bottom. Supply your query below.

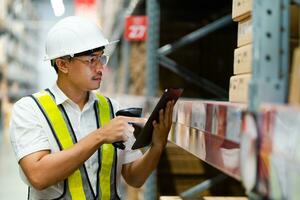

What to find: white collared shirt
left=9, top=84, right=142, bottom=199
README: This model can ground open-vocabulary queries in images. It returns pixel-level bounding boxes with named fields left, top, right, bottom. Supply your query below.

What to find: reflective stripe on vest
left=96, top=93, right=115, bottom=200
left=32, top=90, right=117, bottom=200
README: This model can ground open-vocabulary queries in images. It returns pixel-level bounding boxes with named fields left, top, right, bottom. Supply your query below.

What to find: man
left=9, top=16, right=174, bottom=199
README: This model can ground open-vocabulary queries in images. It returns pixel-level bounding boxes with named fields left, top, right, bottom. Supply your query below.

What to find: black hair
left=73, top=46, right=105, bottom=57
left=51, top=46, right=105, bottom=74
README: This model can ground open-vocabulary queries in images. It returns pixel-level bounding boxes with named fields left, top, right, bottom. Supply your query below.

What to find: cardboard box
left=289, top=47, right=300, bottom=105
left=290, top=5, right=299, bottom=39
left=237, top=17, right=252, bottom=47
left=290, top=39, right=299, bottom=67
left=233, top=40, right=298, bottom=75
left=232, top=0, right=252, bottom=22
left=0, top=37, right=6, bottom=65
left=229, top=74, right=252, bottom=103
left=236, top=5, right=298, bottom=46
left=234, top=44, right=252, bottom=74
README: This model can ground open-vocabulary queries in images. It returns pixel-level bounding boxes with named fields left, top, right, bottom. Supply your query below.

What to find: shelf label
left=124, top=16, right=148, bottom=41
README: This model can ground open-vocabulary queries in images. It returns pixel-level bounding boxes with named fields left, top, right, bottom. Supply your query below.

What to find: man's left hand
left=151, top=101, right=175, bottom=150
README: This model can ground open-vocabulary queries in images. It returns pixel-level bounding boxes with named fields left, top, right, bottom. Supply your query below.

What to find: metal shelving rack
left=144, top=0, right=300, bottom=199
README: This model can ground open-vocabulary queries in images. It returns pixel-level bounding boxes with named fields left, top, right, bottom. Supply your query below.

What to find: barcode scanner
left=113, top=107, right=143, bottom=150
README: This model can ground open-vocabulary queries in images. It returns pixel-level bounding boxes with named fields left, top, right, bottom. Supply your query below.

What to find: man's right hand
left=98, top=116, right=147, bottom=144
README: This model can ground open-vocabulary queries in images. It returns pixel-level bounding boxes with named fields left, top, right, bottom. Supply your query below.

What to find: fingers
left=152, top=120, right=158, bottom=128
left=102, top=117, right=137, bottom=144
left=121, top=134, right=129, bottom=142
left=164, top=102, right=170, bottom=127
left=158, top=108, right=164, bottom=126
left=163, top=101, right=174, bottom=127
left=164, top=101, right=172, bottom=127
left=127, top=124, right=135, bottom=132
left=119, top=116, right=147, bottom=124
left=126, top=124, right=134, bottom=137
left=116, top=101, right=175, bottom=136
left=168, top=101, right=174, bottom=124
left=122, top=123, right=134, bottom=141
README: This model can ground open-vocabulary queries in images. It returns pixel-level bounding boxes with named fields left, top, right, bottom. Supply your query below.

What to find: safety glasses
left=72, top=54, right=109, bottom=67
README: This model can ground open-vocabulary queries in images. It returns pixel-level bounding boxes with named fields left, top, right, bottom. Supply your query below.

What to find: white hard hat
left=44, top=16, right=117, bottom=60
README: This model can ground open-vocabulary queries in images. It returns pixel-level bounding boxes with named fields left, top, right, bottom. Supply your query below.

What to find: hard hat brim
left=44, top=40, right=120, bottom=61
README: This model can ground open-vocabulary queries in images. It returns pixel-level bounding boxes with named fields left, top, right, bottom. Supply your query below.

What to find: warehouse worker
left=9, top=16, right=174, bottom=200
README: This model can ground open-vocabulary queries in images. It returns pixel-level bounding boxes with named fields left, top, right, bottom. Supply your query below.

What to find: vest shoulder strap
left=95, top=92, right=118, bottom=200
left=32, top=90, right=88, bottom=199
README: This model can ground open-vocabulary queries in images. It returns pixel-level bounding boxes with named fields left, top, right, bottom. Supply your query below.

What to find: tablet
left=131, top=88, right=184, bottom=150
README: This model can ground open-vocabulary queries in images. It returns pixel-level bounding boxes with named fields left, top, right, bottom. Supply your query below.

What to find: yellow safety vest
left=30, top=89, right=119, bottom=200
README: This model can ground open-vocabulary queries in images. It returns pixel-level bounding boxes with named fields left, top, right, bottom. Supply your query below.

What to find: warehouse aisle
left=0, top=132, right=27, bottom=199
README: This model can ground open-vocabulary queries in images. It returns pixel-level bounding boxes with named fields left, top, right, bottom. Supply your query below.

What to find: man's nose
left=95, top=61, right=104, bottom=72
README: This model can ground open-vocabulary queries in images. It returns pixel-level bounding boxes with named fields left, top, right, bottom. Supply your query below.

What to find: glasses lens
left=99, top=55, right=109, bottom=65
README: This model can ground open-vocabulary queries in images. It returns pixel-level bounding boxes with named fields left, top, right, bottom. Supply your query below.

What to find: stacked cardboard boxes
left=289, top=48, right=300, bottom=105
left=230, top=0, right=253, bottom=103
left=230, top=0, right=299, bottom=103
left=289, top=6, right=300, bottom=105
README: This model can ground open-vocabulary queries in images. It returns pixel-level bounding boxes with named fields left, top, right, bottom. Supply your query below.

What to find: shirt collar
left=49, top=83, right=99, bottom=106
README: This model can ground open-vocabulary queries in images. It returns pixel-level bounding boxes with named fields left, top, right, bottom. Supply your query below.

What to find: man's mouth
left=92, top=76, right=102, bottom=81
left=92, top=73, right=102, bottom=81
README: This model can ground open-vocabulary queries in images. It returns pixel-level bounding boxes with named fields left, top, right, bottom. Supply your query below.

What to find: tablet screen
left=131, top=88, right=183, bottom=150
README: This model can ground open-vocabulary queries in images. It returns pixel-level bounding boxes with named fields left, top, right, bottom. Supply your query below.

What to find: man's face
left=65, top=50, right=106, bottom=91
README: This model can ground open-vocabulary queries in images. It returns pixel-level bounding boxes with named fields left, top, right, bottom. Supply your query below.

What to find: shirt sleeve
left=9, top=97, right=51, bottom=162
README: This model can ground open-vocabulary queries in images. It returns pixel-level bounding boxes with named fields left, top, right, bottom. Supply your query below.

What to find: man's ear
left=56, top=59, right=69, bottom=74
